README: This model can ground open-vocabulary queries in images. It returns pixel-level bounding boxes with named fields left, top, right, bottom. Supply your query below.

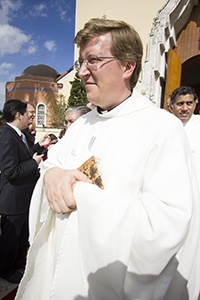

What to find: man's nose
left=182, top=103, right=188, bottom=110
left=78, top=63, right=90, bottom=78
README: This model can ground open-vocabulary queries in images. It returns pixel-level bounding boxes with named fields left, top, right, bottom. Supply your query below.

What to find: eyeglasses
left=74, top=55, right=116, bottom=71
left=27, top=110, right=36, bottom=116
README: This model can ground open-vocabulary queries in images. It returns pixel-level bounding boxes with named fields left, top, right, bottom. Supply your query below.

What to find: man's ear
left=15, top=111, right=21, bottom=120
left=123, top=61, right=136, bottom=80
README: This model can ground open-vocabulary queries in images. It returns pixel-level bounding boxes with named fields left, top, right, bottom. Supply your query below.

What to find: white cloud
left=0, top=1, right=33, bottom=57
left=30, top=3, right=47, bottom=17
left=44, top=40, right=57, bottom=52
left=0, top=24, right=30, bottom=56
left=57, top=4, right=72, bottom=22
left=0, top=62, right=14, bottom=76
left=0, top=0, right=22, bottom=25
left=27, top=44, right=37, bottom=55
left=59, top=10, right=66, bottom=20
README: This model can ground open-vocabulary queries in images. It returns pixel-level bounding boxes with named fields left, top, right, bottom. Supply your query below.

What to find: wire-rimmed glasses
left=74, top=55, right=116, bottom=71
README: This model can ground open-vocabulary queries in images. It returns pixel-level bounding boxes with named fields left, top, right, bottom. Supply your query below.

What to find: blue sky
left=0, top=0, right=76, bottom=109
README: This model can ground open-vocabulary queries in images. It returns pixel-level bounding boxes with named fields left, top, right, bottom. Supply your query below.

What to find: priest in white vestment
left=15, top=19, right=200, bottom=300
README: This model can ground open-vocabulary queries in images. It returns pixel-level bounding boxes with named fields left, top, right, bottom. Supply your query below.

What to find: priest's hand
left=44, top=167, right=91, bottom=214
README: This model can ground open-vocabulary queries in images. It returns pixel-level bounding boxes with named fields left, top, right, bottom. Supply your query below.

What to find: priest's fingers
left=48, top=199, right=73, bottom=214
left=44, top=167, right=91, bottom=213
left=44, top=168, right=76, bottom=213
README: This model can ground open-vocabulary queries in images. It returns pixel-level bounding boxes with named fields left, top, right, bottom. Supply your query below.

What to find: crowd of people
left=0, top=17, right=200, bottom=300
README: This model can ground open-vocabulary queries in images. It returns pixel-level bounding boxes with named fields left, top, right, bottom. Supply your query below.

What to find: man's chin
left=180, top=116, right=190, bottom=122
left=86, top=93, right=98, bottom=105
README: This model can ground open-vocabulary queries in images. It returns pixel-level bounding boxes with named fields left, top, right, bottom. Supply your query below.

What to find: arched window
left=36, top=103, right=46, bottom=127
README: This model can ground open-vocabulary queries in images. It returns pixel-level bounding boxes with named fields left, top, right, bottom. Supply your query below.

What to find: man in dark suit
left=0, top=99, right=43, bottom=283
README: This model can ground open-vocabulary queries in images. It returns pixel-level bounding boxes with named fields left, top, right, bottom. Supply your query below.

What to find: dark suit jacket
left=22, top=128, right=45, bottom=155
left=0, top=124, right=40, bottom=215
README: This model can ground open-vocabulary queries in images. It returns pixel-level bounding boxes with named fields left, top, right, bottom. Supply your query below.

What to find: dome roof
left=21, top=64, right=60, bottom=80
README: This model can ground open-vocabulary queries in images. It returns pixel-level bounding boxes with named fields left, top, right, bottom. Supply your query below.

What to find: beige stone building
left=5, top=64, right=68, bottom=139
left=6, top=64, right=61, bottom=128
